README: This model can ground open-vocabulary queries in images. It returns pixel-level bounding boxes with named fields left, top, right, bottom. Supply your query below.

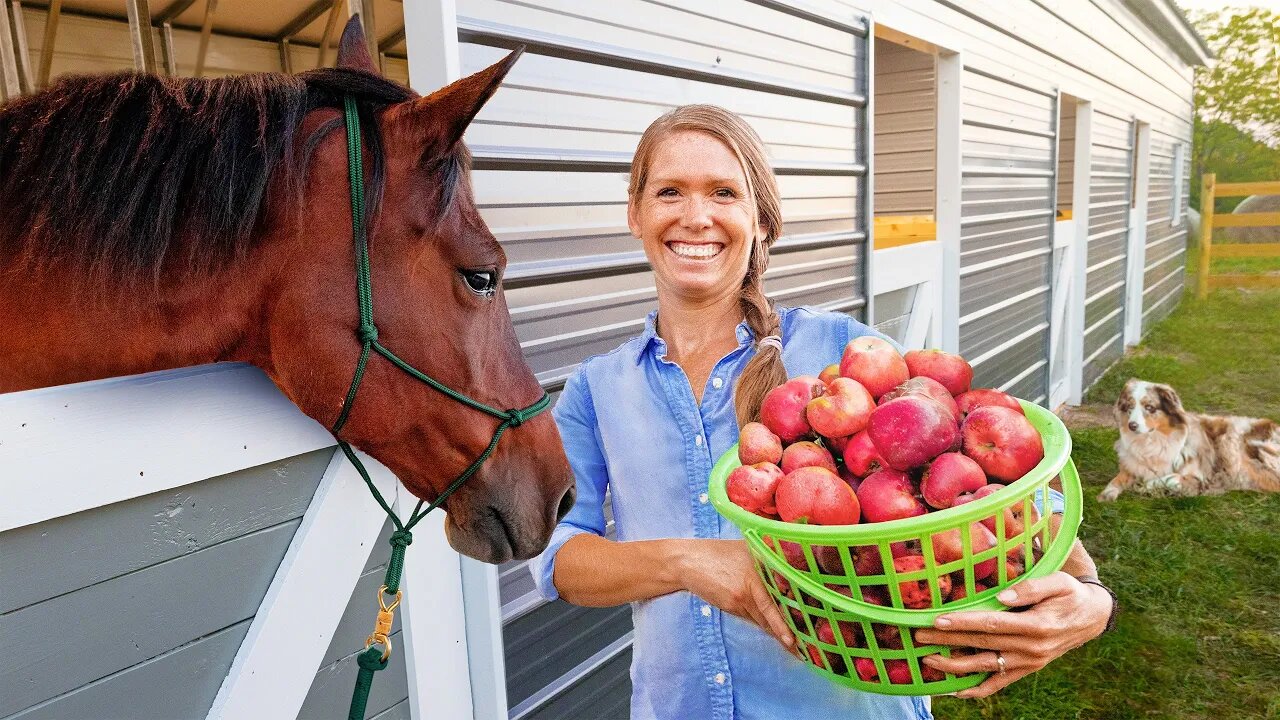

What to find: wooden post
left=35, top=0, right=56, bottom=89
left=194, top=0, right=218, bottom=77
left=125, top=0, right=156, bottom=74
left=1197, top=173, right=1215, bottom=300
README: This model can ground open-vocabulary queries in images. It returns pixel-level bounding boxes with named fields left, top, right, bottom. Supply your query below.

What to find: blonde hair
left=628, top=105, right=787, bottom=427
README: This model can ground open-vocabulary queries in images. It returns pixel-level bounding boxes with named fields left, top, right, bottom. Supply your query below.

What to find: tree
left=1188, top=8, right=1280, bottom=209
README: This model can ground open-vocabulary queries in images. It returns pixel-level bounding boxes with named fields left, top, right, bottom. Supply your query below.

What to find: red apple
left=817, top=616, right=860, bottom=649
left=873, top=622, right=905, bottom=650
left=854, top=656, right=880, bottom=682
left=760, top=376, right=826, bottom=443
left=856, top=469, right=927, bottom=523
left=764, top=534, right=810, bottom=571
left=824, top=434, right=851, bottom=455
left=781, top=441, right=838, bottom=475
left=867, top=396, right=961, bottom=471
left=920, top=452, right=988, bottom=509
left=893, top=554, right=951, bottom=609
left=725, top=462, right=784, bottom=516
left=921, top=663, right=947, bottom=683
left=955, top=388, right=1024, bottom=418
left=879, top=376, right=961, bottom=423
left=776, top=466, right=861, bottom=525
left=886, top=659, right=914, bottom=685
left=842, top=430, right=888, bottom=477
left=806, top=377, right=876, bottom=439
left=839, top=336, right=909, bottom=399
left=929, top=521, right=998, bottom=580
left=953, top=484, right=1026, bottom=539
left=948, top=579, right=992, bottom=603
left=905, top=349, right=974, bottom=396
left=962, top=406, right=1045, bottom=482
left=738, top=422, right=783, bottom=465
left=819, top=363, right=841, bottom=386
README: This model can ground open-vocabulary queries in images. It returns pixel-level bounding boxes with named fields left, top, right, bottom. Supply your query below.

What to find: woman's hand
left=913, top=572, right=1113, bottom=699
left=675, top=538, right=797, bottom=652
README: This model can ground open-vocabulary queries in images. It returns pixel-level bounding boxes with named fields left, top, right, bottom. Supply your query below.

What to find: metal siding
left=1084, top=110, right=1134, bottom=388
left=874, top=38, right=935, bottom=215
left=958, top=67, right=1055, bottom=405
left=460, top=4, right=872, bottom=717
left=1142, top=130, right=1186, bottom=332
left=0, top=450, right=332, bottom=719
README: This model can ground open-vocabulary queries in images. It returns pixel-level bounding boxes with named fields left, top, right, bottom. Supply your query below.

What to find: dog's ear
left=1155, top=384, right=1185, bottom=427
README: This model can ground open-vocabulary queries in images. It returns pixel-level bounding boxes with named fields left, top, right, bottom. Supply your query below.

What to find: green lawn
left=932, top=281, right=1280, bottom=720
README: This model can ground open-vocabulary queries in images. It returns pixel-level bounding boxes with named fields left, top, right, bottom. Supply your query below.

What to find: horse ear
left=337, top=16, right=379, bottom=75
left=412, top=47, right=524, bottom=155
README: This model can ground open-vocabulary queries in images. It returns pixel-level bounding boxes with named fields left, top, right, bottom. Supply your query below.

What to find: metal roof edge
left=1123, top=0, right=1215, bottom=66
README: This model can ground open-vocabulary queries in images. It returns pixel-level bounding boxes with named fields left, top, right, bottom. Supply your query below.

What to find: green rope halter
left=336, top=95, right=550, bottom=719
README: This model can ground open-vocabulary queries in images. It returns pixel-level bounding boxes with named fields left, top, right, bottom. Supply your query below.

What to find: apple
left=948, top=579, right=992, bottom=603
left=824, top=434, right=851, bottom=456
left=873, top=622, right=906, bottom=650
left=725, top=462, right=784, bottom=516
left=905, top=349, right=974, bottom=396
left=856, top=469, right=927, bottom=523
left=929, top=521, right=999, bottom=580
left=842, top=430, right=888, bottom=477
left=955, top=388, right=1024, bottom=418
left=893, top=554, right=951, bottom=609
left=879, top=376, right=961, bottom=423
left=764, top=534, right=810, bottom=571
left=867, top=396, right=961, bottom=471
left=839, top=336, right=909, bottom=399
left=854, top=656, right=880, bottom=682
left=886, top=659, right=914, bottom=685
left=819, top=363, right=841, bottom=386
left=952, top=483, right=1030, bottom=539
left=806, top=377, right=876, bottom=439
left=775, top=467, right=861, bottom=525
left=780, top=440, right=838, bottom=475
left=738, top=422, right=783, bottom=465
left=920, top=452, right=988, bottom=509
left=760, top=376, right=826, bottom=443
left=962, top=406, right=1045, bottom=482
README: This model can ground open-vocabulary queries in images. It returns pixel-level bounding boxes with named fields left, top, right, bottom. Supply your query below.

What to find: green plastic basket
left=743, top=458, right=1081, bottom=696
left=709, top=401, right=1083, bottom=615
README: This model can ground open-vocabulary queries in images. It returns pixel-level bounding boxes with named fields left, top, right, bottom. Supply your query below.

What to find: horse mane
left=0, top=68, right=417, bottom=291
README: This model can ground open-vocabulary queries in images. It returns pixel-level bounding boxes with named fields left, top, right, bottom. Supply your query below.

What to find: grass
left=1209, top=253, right=1280, bottom=276
left=932, top=281, right=1280, bottom=720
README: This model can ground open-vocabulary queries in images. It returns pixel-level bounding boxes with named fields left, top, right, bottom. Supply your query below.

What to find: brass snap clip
left=364, top=585, right=403, bottom=662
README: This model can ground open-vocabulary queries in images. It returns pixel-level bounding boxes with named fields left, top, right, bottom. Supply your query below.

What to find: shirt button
left=698, top=492, right=709, bottom=504
left=695, top=434, right=704, bottom=447
left=712, top=377, right=724, bottom=389
left=701, top=604, right=712, bottom=617
left=714, top=672, right=726, bottom=685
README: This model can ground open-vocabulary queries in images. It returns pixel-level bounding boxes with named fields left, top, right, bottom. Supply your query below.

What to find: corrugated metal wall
left=1142, top=130, right=1186, bottom=332
left=874, top=37, right=935, bottom=216
left=958, top=67, right=1056, bottom=405
left=1084, top=110, right=1135, bottom=388
left=453, top=1, right=872, bottom=716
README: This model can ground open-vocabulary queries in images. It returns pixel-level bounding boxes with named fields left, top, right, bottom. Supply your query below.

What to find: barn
left=0, top=1, right=1209, bottom=718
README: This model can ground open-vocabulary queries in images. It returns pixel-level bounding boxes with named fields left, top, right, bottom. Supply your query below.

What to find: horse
left=0, top=18, right=575, bottom=565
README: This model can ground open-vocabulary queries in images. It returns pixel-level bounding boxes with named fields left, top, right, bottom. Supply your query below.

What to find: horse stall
left=0, top=2, right=1207, bottom=719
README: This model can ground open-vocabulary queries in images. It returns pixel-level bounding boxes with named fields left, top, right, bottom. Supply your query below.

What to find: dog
left=1097, top=379, right=1280, bottom=502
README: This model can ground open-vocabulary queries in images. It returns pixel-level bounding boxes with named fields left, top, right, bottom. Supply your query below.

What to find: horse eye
left=461, top=269, right=497, bottom=296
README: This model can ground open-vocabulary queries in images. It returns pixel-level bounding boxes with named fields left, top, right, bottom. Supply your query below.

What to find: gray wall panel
left=1084, top=111, right=1134, bottom=389
left=505, top=600, right=633, bottom=712
left=522, top=645, right=633, bottom=720
left=1143, top=130, right=1187, bottom=332
left=297, top=629, right=409, bottom=720
left=874, top=38, right=935, bottom=215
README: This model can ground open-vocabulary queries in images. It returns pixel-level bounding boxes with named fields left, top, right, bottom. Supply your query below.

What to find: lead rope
left=336, top=95, right=550, bottom=719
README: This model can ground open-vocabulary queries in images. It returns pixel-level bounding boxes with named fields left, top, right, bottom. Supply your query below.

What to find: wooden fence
left=1197, top=173, right=1280, bottom=298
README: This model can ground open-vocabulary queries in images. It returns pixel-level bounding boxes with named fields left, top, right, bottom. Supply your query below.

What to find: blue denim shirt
left=531, top=306, right=1063, bottom=720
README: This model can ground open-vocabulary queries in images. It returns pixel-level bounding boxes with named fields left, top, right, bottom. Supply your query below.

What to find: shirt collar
left=633, top=309, right=757, bottom=364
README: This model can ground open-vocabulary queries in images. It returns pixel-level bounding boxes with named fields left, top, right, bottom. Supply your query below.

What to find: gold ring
left=996, top=652, right=1007, bottom=674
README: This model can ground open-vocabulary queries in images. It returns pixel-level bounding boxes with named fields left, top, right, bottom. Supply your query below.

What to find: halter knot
left=389, top=529, right=414, bottom=549
left=505, top=409, right=527, bottom=427
left=358, top=323, right=379, bottom=344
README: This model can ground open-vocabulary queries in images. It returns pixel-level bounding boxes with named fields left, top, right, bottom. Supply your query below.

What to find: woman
left=529, top=105, right=1114, bottom=720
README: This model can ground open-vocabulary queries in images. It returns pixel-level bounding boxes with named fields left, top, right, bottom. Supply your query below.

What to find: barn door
left=1083, top=111, right=1135, bottom=390
left=958, top=67, right=1057, bottom=406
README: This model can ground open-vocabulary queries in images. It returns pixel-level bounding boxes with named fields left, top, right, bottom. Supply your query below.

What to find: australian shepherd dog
left=1097, top=379, right=1280, bottom=502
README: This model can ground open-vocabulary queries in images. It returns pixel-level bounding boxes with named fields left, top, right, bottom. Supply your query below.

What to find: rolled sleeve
left=1034, top=487, right=1067, bottom=516
left=528, top=367, right=611, bottom=602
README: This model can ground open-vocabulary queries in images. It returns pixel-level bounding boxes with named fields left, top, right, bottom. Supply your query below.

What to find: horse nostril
left=555, top=485, right=577, bottom=522
left=1128, top=421, right=1139, bottom=432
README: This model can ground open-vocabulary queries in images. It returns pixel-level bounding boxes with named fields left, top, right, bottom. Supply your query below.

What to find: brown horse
left=0, top=19, right=574, bottom=564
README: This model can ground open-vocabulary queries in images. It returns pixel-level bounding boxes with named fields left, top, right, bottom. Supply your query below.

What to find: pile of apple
left=724, top=337, right=1049, bottom=683
left=726, top=337, right=1047, bottom=607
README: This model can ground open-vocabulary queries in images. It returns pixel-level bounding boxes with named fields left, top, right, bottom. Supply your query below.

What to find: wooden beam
left=377, top=26, right=404, bottom=53
left=278, top=37, right=291, bottom=73
left=1212, top=212, right=1280, bottom=229
left=1197, top=173, right=1215, bottom=300
left=153, top=0, right=197, bottom=24
left=194, top=0, right=217, bottom=77
left=9, top=1, right=32, bottom=92
left=315, top=0, right=342, bottom=69
left=159, top=20, right=176, bottom=75
left=1207, top=274, right=1280, bottom=291
left=274, top=0, right=330, bottom=41
left=125, top=0, right=156, bottom=73
left=1211, top=243, right=1280, bottom=259
left=0, top=0, right=20, bottom=99
left=1213, top=180, right=1280, bottom=197
left=36, top=0, right=58, bottom=89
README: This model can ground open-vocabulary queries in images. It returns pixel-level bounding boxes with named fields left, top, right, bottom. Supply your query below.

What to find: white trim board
left=0, top=362, right=336, bottom=533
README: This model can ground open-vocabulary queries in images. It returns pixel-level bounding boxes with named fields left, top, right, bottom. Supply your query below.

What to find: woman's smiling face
left=628, top=130, right=759, bottom=303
